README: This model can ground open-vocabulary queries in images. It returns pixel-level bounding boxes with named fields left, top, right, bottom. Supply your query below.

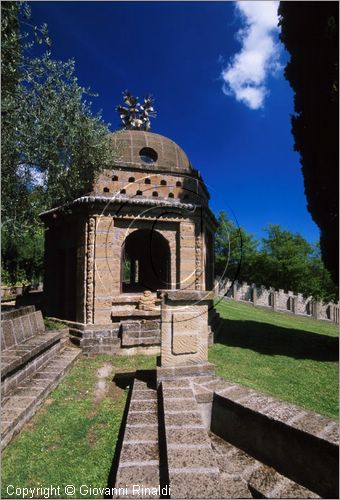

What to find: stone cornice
left=39, top=194, right=218, bottom=227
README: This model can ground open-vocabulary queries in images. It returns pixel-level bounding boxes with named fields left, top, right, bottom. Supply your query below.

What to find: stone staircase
left=111, top=371, right=338, bottom=498
left=113, top=374, right=162, bottom=498
left=1, top=306, right=80, bottom=449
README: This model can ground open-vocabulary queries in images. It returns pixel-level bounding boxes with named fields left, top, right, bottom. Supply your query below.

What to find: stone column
left=157, top=290, right=215, bottom=384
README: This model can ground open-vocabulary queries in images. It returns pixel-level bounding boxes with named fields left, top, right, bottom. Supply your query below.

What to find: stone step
left=1, top=340, right=62, bottom=400
left=162, top=376, right=328, bottom=498
left=1, top=346, right=80, bottom=450
left=209, top=433, right=319, bottom=499
left=160, top=378, right=230, bottom=499
left=113, top=371, right=328, bottom=498
left=113, top=376, right=164, bottom=498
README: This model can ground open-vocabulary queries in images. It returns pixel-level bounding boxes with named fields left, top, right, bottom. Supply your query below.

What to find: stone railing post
left=312, top=300, right=321, bottom=320
left=270, top=290, right=277, bottom=311
left=335, top=305, right=339, bottom=324
left=252, top=284, right=257, bottom=306
left=232, top=280, right=238, bottom=300
left=292, top=296, right=298, bottom=314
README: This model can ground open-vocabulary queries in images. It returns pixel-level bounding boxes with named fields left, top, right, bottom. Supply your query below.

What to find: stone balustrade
left=214, top=279, right=339, bottom=324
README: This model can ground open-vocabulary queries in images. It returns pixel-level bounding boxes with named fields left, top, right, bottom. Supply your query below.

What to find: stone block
left=162, top=379, right=191, bottom=389
left=180, top=247, right=196, bottom=260
left=166, top=428, right=211, bottom=446
left=168, top=446, right=217, bottom=470
left=163, top=290, right=214, bottom=302
left=21, top=315, right=33, bottom=340
left=96, top=217, right=113, bottom=232
left=158, top=363, right=215, bottom=381
left=28, top=313, right=39, bottom=335
left=94, top=298, right=114, bottom=309
left=180, top=260, right=196, bottom=273
left=12, top=318, right=24, bottom=343
left=180, top=237, right=196, bottom=248
left=164, top=411, right=203, bottom=427
left=172, top=334, right=198, bottom=355
left=34, top=311, right=45, bottom=333
left=95, top=233, right=114, bottom=246
left=94, top=284, right=114, bottom=296
left=168, top=472, right=221, bottom=499
left=123, top=426, right=158, bottom=442
left=162, top=388, right=195, bottom=399
left=129, top=401, right=158, bottom=412
left=93, top=311, right=111, bottom=324
left=94, top=246, right=114, bottom=258
left=1, top=321, right=15, bottom=350
left=116, top=465, right=159, bottom=488
left=163, top=398, right=197, bottom=412
left=131, top=391, right=157, bottom=401
left=121, top=442, right=159, bottom=463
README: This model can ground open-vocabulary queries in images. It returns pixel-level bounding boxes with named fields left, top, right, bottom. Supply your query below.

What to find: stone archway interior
left=122, top=229, right=171, bottom=293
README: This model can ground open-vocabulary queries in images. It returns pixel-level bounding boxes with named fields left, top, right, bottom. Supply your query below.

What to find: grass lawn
left=210, top=299, right=339, bottom=419
left=1, top=354, right=156, bottom=499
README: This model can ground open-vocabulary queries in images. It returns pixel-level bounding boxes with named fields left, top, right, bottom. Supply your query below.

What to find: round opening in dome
left=139, top=147, right=158, bottom=164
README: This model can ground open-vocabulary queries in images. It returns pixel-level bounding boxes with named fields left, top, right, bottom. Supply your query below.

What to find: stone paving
left=112, top=372, right=333, bottom=498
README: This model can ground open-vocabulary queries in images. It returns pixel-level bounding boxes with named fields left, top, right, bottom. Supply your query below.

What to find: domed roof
left=111, top=130, right=191, bottom=173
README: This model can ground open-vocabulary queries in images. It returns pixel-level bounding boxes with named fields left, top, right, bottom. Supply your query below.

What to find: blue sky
left=30, top=1, right=320, bottom=244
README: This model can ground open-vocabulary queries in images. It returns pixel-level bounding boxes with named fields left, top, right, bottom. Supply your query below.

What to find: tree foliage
left=215, top=210, right=258, bottom=283
left=1, top=2, right=116, bottom=284
left=215, top=211, right=338, bottom=302
left=278, top=2, right=339, bottom=285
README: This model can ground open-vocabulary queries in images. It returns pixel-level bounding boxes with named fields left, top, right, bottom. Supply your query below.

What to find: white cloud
left=222, top=1, right=281, bottom=110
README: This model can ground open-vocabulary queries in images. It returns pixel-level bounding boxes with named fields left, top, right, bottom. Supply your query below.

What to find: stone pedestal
left=157, top=290, right=215, bottom=384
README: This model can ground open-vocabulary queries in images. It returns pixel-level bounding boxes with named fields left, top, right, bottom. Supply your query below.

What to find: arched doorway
left=121, top=229, right=171, bottom=293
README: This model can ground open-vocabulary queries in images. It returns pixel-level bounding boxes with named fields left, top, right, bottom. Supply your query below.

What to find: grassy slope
left=1, top=355, right=156, bottom=499
left=210, top=299, right=339, bottom=418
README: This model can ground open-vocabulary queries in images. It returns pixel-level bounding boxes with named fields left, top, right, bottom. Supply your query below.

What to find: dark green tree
left=1, top=2, right=116, bottom=284
left=215, top=210, right=258, bottom=283
left=278, top=2, right=339, bottom=284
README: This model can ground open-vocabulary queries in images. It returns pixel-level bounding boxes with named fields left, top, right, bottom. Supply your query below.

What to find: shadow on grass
left=216, top=318, right=339, bottom=362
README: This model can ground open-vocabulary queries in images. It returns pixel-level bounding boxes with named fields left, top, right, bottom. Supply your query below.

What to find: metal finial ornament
left=116, top=91, right=157, bottom=131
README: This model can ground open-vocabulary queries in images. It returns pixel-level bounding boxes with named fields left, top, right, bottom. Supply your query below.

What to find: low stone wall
left=209, top=380, right=339, bottom=498
left=215, top=279, right=339, bottom=324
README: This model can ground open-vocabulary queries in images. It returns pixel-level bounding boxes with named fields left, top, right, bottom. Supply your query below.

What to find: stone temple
left=40, top=128, right=218, bottom=354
